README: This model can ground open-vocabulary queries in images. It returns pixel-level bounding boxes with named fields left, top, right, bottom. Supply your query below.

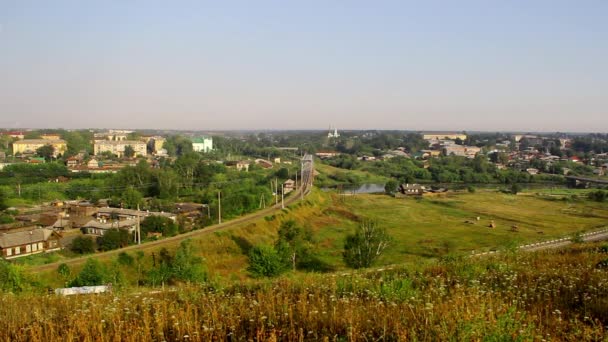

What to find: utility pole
left=136, top=204, right=141, bottom=245
left=275, top=178, right=278, bottom=205
left=218, top=191, right=222, bottom=224
left=281, top=183, right=285, bottom=209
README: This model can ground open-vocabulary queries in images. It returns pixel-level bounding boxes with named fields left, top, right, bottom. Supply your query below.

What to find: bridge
left=565, top=176, right=608, bottom=188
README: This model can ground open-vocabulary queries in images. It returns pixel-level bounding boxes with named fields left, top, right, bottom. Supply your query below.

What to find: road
left=30, top=154, right=315, bottom=273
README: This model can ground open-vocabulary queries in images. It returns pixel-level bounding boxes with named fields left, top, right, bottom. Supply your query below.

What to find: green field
left=25, top=187, right=608, bottom=287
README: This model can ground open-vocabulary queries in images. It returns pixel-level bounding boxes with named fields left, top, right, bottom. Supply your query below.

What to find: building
left=41, top=133, right=62, bottom=140
left=82, top=218, right=138, bottom=236
left=0, top=228, right=62, bottom=259
left=96, top=207, right=175, bottom=221
left=397, top=183, right=426, bottom=196
left=0, top=131, right=25, bottom=140
left=93, top=140, right=147, bottom=157
left=443, top=145, right=481, bottom=158
left=328, top=126, right=340, bottom=139
left=149, top=136, right=166, bottom=153
left=283, top=179, right=295, bottom=194
left=192, top=137, right=213, bottom=152
left=423, top=133, right=467, bottom=141
left=12, top=139, right=67, bottom=157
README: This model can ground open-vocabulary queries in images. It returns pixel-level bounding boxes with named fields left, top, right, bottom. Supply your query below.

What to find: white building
left=192, top=137, right=213, bottom=152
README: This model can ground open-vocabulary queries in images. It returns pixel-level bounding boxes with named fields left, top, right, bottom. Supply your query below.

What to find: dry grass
left=4, top=244, right=608, bottom=341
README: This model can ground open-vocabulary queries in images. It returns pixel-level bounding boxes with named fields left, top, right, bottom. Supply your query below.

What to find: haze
left=1, top=1, right=607, bottom=132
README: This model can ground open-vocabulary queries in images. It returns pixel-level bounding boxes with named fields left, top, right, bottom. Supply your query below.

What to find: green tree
left=57, top=263, right=71, bottom=285
left=343, top=221, right=392, bottom=269
left=141, top=216, right=178, bottom=237
left=124, top=145, right=135, bottom=158
left=121, top=186, right=144, bottom=209
left=0, top=189, right=7, bottom=211
left=247, top=244, right=286, bottom=278
left=275, top=220, right=312, bottom=271
left=117, top=252, right=134, bottom=266
left=69, top=259, right=107, bottom=287
left=70, top=236, right=96, bottom=254
left=384, top=179, right=399, bottom=194
left=0, top=260, right=26, bottom=292
left=171, top=239, right=207, bottom=284
left=36, top=144, right=55, bottom=160
left=97, top=229, right=131, bottom=251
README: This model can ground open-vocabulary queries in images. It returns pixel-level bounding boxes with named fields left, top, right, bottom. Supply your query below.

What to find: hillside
left=3, top=242, right=607, bottom=341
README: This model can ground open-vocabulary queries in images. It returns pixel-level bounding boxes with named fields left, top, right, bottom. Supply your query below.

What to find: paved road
left=30, top=155, right=315, bottom=273
left=522, top=231, right=608, bottom=252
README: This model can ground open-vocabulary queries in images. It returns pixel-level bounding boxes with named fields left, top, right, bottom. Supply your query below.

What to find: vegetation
left=1, top=244, right=607, bottom=340
left=70, top=236, right=96, bottom=254
left=343, top=221, right=392, bottom=268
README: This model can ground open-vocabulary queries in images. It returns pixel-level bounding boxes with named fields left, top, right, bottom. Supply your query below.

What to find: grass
left=3, top=243, right=608, bottom=341
left=27, top=188, right=608, bottom=289
left=314, top=162, right=389, bottom=187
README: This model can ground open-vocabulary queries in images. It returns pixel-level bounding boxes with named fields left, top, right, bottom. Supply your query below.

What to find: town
left=1, top=128, right=607, bottom=260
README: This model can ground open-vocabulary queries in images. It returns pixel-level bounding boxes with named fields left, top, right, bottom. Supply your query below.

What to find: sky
left=0, top=0, right=607, bottom=132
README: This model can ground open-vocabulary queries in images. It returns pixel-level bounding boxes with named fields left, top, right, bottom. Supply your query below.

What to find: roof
left=94, top=140, right=145, bottom=146
left=97, top=207, right=175, bottom=218
left=0, top=228, right=58, bottom=248
left=13, top=139, right=66, bottom=144
left=192, top=137, right=212, bottom=144
left=82, top=219, right=137, bottom=230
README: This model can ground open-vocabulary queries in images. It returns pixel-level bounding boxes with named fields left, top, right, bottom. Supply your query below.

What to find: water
left=323, top=183, right=386, bottom=194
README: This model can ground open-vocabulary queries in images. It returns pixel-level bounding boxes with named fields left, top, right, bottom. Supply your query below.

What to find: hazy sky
left=1, top=1, right=606, bottom=132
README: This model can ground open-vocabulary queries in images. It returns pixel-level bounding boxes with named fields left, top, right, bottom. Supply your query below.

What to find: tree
left=384, top=179, right=398, bottom=195
left=141, top=216, right=178, bottom=238
left=275, top=220, right=312, bottom=271
left=247, top=245, right=286, bottom=278
left=343, top=221, right=392, bottom=269
left=0, top=189, right=7, bottom=211
left=171, top=240, right=207, bottom=284
left=117, top=252, right=134, bottom=266
left=510, top=183, right=521, bottom=195
left=36, top=144, right=55, bottom=161
left=0, top=260, right=26, bottom=292
left=71, top=236, right=95, bottom=254
left=124, top=145, right=135, bottom=158
left=121, top=186, right=144, bottom=209
left=97, top=229, right=131, bottom=251
left=69, top=259, right=107, bottom=287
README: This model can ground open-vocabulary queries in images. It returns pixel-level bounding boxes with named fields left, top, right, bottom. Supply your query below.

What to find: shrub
left=247, top=245, right=286, bottom=278
left=71, top=236, right=96, bottom=254
left=343, top=221, right=392, bottom=269
left=69, top=259, right=108, bottom=287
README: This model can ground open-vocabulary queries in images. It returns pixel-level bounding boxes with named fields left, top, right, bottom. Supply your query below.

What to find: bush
left=467, top=186, right=476, bottom=193
left=248, top=245, right=286, bottom=278
left=343, top=221, right=392, bottom=269
left=97, top=229, right=131, bottom=251
left=0, top=260, right=26, bottom=292
left=71, top=236, right=96, bottom=254
left=117, top=252, right=134, bottom=266
left=69, top=259, right=107, bottom=287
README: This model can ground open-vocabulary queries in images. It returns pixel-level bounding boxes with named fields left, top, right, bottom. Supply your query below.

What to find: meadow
left=3, top=243, right=607, bottom=341
left=24, top=187, right=608, bottom=289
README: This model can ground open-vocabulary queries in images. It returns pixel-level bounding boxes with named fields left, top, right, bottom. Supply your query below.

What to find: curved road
left=31, top=155, right=314, bottom=273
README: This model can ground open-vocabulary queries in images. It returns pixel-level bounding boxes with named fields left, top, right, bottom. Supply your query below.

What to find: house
left=397, top=183, right=426, bottom=196
left=526, top=168, right=540, bottom=175
left=283, top=179, right=295, bottom=194
left=236, top=161, right=250, bottom=172
left=254, top=159, right=273, bottom=169
left=315, top=151, right=340, bottom=159
left=0, top=228, right=62, bottom=259
left=65, top=156, right=81, bottom=168
left=192, top=136, right=213, bottom=152
left=82, top=218, right=138, bottom=236
left=96, top=207, right=176, bottom=221
left=93, top=140, right=147, bottom=157
left=87, top=158, right=100, bottom=169
left=12, top=139, right=67, bottom=157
